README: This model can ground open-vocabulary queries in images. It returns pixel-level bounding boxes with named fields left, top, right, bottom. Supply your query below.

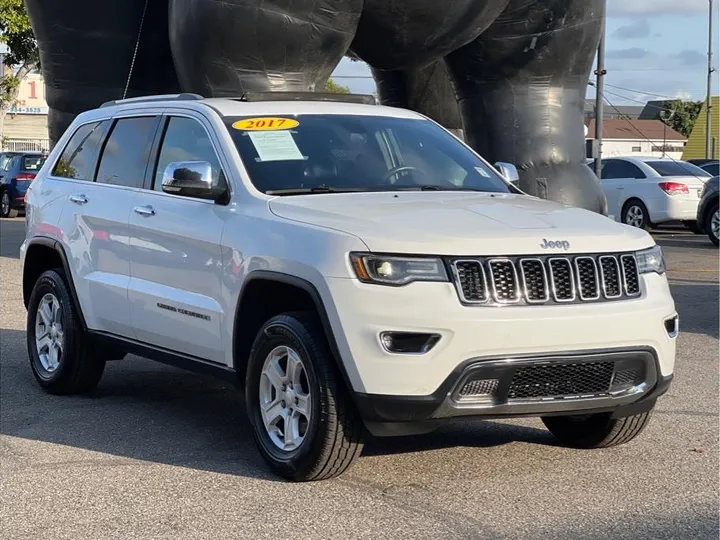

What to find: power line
left=600, top=92, right=708, bottom=180
left=603, top=83, right=678, bottom=100
left=588, top=83, right=699, bottom=121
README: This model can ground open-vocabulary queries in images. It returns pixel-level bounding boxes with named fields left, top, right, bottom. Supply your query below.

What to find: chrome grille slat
left=549, top=258, right=576, bottom=302
left=599, top=256, right=622, bottom=298
left=450, top=253, right=641, bottom=306
left=575, top=256, right=600, bottom=301
left=519, top=258, right=549, bottom=303
left=487, top=259, right=521, bottom=303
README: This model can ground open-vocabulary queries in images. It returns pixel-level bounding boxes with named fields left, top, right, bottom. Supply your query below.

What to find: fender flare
left=232, top=270, right=355, bottom=395
left=23, top=236, right=87, bottom=330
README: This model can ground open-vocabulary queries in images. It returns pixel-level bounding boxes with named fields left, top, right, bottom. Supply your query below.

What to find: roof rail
left=99, top=93, right=204, bottom=108
left=237, top=92, right=377, bottom=105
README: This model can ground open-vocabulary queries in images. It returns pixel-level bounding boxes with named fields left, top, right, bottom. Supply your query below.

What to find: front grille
left=508, top=361, right=615, bottom=399
left=450, top=252, right=641, bottom=306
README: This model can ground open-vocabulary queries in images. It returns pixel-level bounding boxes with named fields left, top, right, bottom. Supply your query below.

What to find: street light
left=707, top=0, right=715, bottom=159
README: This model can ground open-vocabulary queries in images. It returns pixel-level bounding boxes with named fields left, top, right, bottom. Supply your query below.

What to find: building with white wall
left=586, top=119, right=687, bottom=160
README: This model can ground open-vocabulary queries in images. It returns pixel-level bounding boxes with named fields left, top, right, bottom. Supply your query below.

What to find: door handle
left=69, top=194, right=88, bottom=204
left=133, top=205, right=156, bottom=217
left=616, top=187, right=625, bottom=190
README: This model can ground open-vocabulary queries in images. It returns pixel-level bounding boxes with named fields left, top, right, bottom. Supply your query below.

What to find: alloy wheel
left=35, top=293, right=64, bottom=373
left=711, top=209, right=719, bottom=241
left=259, top=345, right=312, bottom=452
left=1, top=192, right=9, bottom=217
left=624, top=205, right=645, bottom=228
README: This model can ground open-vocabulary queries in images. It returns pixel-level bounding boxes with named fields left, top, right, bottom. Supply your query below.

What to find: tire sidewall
left=0, top=190, right=10, bottom=218
left=27, top=271, right=77, bottom=384
left=706, top=201, right=719, bottom=246
left=245, top=317, right=325, bottom=478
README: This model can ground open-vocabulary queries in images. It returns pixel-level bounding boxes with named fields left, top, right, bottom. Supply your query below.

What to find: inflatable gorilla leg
left=370, top=62, right=462, bottom=130
left=446, top=0, right=607, bottom=213
left=168, top=0, right=363, bottom=95
left=25, top=0, right=180, bottom=147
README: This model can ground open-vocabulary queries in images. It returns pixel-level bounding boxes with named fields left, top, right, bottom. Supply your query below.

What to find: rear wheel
left=705, top=201, right=719, bottom=247
left=26, top=270, right=105, bottom=394
left=542, top=410, right=653, bottom=449
left=622, top=200, right=651, bottom=230
left=0, top=190, right=18, bottom=218
left=245, top=312, right=364, bottom=481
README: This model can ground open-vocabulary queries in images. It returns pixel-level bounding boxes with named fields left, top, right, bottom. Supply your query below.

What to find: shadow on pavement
left=669, top=281, right=720, bottom=339
left=0, top=328, right=549, bottom=481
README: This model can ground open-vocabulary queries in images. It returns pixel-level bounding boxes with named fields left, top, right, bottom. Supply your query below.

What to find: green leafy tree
left=324, top=78, right=350, bottom=94
left=658, top=99, right=703, bottom=138
left=0, top=0, right=40, bottom=143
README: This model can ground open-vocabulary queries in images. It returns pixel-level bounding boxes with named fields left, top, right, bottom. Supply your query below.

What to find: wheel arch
left=23, top=237, right=87, bottom=329
left=232, top=271, right=353, bottom=393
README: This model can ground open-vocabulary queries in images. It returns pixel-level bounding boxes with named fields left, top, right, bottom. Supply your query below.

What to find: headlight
left=635, top=245, right=666, bottom=275
left=350, top=253, right=449, bottom=285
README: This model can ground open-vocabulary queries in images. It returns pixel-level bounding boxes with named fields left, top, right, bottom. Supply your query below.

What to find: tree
left=658, top=99, right=703, bottom=138
left=0, top=0, right=40, bottom=145
left=325, top=78, right=350, bottom=94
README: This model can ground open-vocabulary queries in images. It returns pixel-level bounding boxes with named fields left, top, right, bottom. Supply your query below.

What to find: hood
left=268, top=192, right=655, bottom=255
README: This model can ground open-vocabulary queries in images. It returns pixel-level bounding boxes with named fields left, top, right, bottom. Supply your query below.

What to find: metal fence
left=2, top=138, right=50, bottom=152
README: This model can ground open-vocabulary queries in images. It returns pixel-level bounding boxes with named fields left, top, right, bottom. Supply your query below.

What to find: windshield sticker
left=248, top=131, right=305, bottom=162
left=475, top=167, right=491, bottom=178
left=232, top=117, right=299, bottom=131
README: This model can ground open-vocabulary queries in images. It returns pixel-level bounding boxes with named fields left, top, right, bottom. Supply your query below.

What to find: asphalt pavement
left=1, top=217, right=718, bottom=539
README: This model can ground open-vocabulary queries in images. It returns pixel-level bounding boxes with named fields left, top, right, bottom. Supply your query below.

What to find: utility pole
left=594, top=22, right=606, bottom=178
left=707, top=0, right=715, bottom=159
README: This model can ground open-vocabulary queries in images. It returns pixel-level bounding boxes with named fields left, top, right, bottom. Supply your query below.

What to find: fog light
left=379, top=332, right=441, bottom=354
left=664, top=315, right=679, bottom=338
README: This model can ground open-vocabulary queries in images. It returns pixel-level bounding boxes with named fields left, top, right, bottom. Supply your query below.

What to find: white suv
left=21, top=93, right=678, bottom=481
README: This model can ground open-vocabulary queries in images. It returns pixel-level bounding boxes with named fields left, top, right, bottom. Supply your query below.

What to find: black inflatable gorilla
left=25, top=0, right=606, bottom=212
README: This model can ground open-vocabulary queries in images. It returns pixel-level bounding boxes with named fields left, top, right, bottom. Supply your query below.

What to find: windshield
left=224, top=114, right=512, bottom=195
left=0, top=153, right=18, bottom=171
left=646, top=160, right=712, bottom=178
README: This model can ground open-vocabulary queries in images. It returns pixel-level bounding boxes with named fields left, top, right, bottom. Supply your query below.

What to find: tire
left=542, top=410, right=653, bottom=449
left=0, top=190, right=17, bottom=218
left=245, top=311, right=364, bottom=481
left=705, top=201, right=719, bottom=247
left=621, top=200, right=652, bottom=230
left=682, top=220, right=703, bottom=234
left=26, top=269, right=106, bottom=394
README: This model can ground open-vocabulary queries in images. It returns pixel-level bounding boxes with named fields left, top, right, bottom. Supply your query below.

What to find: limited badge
left=232, top=117, right=299, bottom=131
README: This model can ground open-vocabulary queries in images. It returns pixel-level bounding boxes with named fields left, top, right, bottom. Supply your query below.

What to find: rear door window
left=52, top=121, right=111, bottom=181
left=601, top=160, right=645, bottom=180
left=96, top=116, right=160, bottom=188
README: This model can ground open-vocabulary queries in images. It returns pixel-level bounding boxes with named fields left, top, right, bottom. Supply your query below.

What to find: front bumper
left=352, top=348, right=672, bottom=436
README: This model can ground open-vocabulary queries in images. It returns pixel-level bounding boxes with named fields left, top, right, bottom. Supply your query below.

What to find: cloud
left=608, top=0, right=709, bottom=16
left=606, top=48, right=652, bottom=60
left=675, top=50, right=706, bottom=65
left=612, top=19, right=651, bottom=39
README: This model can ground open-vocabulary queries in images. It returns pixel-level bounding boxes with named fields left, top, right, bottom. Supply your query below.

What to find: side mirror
left=161, top=161, right=227, bottom=201
left=494, top=162, right=520, bottom=185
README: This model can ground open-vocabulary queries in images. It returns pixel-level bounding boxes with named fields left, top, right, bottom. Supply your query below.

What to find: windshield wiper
left=392, top=185, right=488, bottom=192
left=266, top=185, right=369, bottom=196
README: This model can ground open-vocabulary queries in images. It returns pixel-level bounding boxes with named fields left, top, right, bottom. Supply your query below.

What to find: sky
left=330, top=0, right=720, bottom=105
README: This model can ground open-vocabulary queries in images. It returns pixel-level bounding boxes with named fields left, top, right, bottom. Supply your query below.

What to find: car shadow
left=668, top=280, right=719, bottom=339
left=0, top=328, right=551, bottom=481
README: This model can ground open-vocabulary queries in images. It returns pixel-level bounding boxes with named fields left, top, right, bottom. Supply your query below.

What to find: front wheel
left=542, top=410, right=653, bottom=449
left=245, top=312, right=364, bottom=481
left=705, top=201, right=719, bottom=247
left=622, top=200, right=652, bottom=230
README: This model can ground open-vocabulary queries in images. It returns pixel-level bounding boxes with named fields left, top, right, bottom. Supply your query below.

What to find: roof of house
left=585, top=119, right=686, bottom=141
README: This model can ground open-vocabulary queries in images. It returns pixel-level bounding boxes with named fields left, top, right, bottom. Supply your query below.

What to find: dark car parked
left=0, top=151, right=47, bottom=218
left=696, top=175, right=719, bottom=246
left=688, top=159, right=720, bottom=177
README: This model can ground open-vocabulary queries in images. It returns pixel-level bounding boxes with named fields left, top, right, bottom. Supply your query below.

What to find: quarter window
left=52, top=121, right=110, bottom=181
left=152, top=116, right=224, bottom=192
left=96, top=116, right=159, bottom=188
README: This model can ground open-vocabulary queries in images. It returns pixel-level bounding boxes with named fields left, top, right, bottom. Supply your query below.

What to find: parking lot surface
left=1, top=218, right=718, bottom=539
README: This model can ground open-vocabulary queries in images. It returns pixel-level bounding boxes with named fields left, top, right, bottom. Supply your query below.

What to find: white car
left=21, top=93, right=677, bottom=481
left=598, top=156, right=712, bottom=230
